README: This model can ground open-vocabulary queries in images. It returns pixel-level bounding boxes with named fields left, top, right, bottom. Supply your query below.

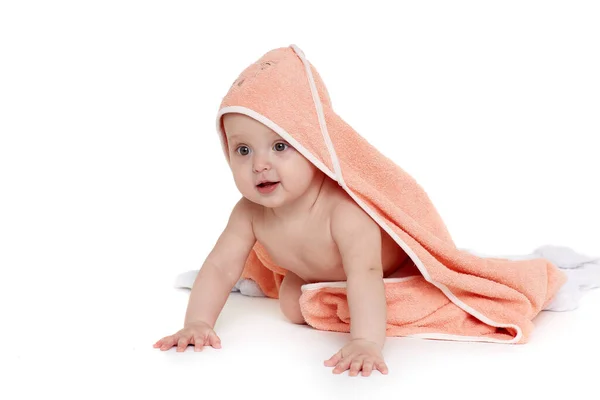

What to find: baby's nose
left=253, top=164, right=270, bottom=172
left=253, top=159, right=271, bottom=172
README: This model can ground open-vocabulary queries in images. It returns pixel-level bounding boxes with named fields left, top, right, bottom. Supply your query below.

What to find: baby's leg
left=279, top=271, right=307, bottom=325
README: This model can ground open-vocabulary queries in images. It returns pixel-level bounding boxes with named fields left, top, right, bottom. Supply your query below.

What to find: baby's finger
left=362, top=361, right=374, bottom=377
left=376, top=361, right=389, bottom=375
left=176, top=336, right=190, bottom=352
left=193, top=335, right=205, bottom=352
left=349, top=359, right=363, bottom=377
left=160, top=336, right=176, bottom=350
left=208, top=332, right=222, bottom=349
left=333, top=357, right=352, bottom=374
left=324, top=351, right=342, bottom=367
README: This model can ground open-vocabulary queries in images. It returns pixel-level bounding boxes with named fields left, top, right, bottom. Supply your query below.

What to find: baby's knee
left=279, top=274, right=307, bottom=325
left=280, top=295, right=306, bottom=325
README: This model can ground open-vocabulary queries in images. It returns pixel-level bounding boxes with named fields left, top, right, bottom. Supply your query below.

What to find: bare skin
left=154, top=112, right=409, bottom=377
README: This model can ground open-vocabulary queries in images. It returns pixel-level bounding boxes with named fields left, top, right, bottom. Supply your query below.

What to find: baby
left=154, top=112, right=409, bottom=377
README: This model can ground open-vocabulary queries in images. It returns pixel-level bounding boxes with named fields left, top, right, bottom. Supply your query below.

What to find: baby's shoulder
left=329, top=194, right=378, bottom=235
left=231, top=196, right=263, bottom=224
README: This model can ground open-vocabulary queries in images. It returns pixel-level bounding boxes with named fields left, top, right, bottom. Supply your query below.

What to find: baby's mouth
left=257, top=181, right=280, bottom=188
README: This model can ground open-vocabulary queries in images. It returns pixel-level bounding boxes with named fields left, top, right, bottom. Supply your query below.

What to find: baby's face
left=222, top=113, right=321, bottom=208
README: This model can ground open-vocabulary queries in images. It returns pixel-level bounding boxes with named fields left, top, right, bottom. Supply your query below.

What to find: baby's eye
left=274, top=142, right=288, bottom=152
left=236, top=145, right=250, bottom=156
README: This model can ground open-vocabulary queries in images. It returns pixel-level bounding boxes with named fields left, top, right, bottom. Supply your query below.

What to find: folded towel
left=188, top=44, right=582, bottom=344
left=298, top=246, right=599, bottom=342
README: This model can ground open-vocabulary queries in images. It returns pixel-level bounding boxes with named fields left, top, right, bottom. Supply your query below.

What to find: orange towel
left=214, top=44, right=567, bottom=344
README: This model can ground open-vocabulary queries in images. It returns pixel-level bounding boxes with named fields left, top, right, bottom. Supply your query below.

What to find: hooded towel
left=214, top=44, right=567, bottom=344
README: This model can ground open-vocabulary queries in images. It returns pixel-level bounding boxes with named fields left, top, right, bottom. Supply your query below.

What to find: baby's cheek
left=231, top=173, right=250, bottom=194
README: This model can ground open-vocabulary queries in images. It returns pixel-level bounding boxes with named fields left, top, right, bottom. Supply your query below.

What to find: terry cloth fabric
left=210, top=44, right=567, bottom=344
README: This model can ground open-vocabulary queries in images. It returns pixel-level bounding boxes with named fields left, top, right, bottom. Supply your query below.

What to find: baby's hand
left=324, top=339, right=389, bottom=377
left=153, top=321, right=222, bottom=352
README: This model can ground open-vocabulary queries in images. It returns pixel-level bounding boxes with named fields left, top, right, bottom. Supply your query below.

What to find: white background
left=1, top=1, right=599, bottom=399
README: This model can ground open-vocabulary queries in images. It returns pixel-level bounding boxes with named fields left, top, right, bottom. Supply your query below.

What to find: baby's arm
left=185, top=196, right=257, bottom=328
left=154, top=197, right=257, bottom=351
left=326, top=202, right=388, bottom=376
left=331, top=202, right=387, bottom=347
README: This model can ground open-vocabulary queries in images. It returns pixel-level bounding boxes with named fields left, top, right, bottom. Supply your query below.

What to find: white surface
left=8, top=278, right=599, bottom=399
left=1, top=1, right=599, bottom=399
